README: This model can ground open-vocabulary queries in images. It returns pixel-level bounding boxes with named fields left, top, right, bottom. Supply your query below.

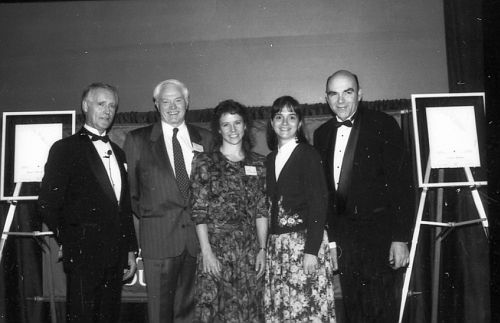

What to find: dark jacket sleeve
left=303, top=146, right=329, bottom=255
left=38, top=139, right=72, bottom=241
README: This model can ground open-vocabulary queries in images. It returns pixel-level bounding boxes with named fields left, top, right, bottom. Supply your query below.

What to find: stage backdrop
left=41, top=100, right=407, bottom=302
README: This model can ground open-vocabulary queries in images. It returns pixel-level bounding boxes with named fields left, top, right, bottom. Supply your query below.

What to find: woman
left=190, top=99, right=268, bottom=322
left=264, top=96, right=336, bottom=322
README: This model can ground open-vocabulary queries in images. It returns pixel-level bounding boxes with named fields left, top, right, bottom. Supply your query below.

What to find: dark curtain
left=484, top=0, right=500, bottom=322
left=444, top=0, right=484, bottom=92
left=440, top=0, right=490, bottom=322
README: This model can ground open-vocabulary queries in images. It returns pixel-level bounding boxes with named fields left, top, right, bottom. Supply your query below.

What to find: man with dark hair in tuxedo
left=314, top=70, right=414, bottom=322
left=39, top=82, right=138, bottom=323
left=123, top=79, right=213, bottom=323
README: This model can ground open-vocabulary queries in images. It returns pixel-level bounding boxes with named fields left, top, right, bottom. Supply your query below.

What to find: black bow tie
left=81, top=129, right=110, bottom=143
left=335, top=119, right=353, bottom=128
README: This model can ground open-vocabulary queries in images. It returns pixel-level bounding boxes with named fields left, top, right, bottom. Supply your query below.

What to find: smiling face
left=271, top=107, right=302, bottom=146
left=82, top=88, right=117, bottom=134
left=326, top=72, right=362, bottom=121
left=219, top=112, right=246, bottom=147
left=155, top=84, right=187, bottom=127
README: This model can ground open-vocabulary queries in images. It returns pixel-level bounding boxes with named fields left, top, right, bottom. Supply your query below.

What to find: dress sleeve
left=190, top=153, right=212, bottom=225
left=250, top=156, right=268, bottom=220
left=303, top=148, right=329, bottom=255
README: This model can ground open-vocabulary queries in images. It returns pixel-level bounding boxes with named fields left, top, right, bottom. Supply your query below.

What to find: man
left=123, top=79, right=213, bottom=323
left=39, top=83, right=138, bottom=323
left=314, top=70, right=414, bottom=322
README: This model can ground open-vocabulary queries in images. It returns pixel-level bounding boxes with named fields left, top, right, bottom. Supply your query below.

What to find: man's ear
left=358, top=89, right=363, bottom=102
left=81, top=100, right=88, bottom=113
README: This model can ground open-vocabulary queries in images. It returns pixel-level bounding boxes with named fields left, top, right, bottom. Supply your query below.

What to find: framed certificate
left=1, top=111, right=75, bottom=200
left=411, top=93, right=486, bottom=188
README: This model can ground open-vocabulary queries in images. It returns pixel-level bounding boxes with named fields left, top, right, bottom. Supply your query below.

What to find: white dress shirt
left=83, top=124, right=122, bottom=201
left=275, top=140, right=298, bottom=180
left=333, top=117, right=355, bottom=190
left=161, top=121, right=194, bottom=178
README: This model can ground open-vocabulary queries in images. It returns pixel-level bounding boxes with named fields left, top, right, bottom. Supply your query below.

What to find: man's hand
left=123, top=251, right=137, bottom=281
left=329, top=247, right=339, bottom=272
left=388, top=241, right=409, bottom=270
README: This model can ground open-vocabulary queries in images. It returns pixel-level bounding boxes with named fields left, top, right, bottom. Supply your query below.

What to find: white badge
left=192, top=143, right=204, bottom=152
left=245, top=166, right=258, bottom=176
left=123, top=163, right=128, bottom=171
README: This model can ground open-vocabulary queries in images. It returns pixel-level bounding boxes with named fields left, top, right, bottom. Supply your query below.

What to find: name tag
left=245, top=166, right=258, bottom=176
left=192, top=143, right=204, bottom=152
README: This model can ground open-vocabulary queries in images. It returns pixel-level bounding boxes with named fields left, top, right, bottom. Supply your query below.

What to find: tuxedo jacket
left=38, top=128, right=138, bottom=271
left=313, top=108, right=413, bottom=248
left=266, top=143, right=329, bottom=255
left=123, top=122, right=213, bottom=259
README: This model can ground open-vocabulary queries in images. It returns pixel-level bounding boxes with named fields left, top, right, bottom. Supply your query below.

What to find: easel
left=398, top=162, right=488, bottom=323
left=0, top=182, right=58, bottom=323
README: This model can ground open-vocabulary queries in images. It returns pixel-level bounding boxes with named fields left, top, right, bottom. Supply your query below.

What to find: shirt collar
left=84, top=124, right=106, bottom=136
left=277, top=140, right=298, bottom=155
left=161, top=121, right=188, bottom=135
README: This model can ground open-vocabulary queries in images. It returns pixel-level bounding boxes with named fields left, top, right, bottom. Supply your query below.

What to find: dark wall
left=0, top=0, right=447, bottom=114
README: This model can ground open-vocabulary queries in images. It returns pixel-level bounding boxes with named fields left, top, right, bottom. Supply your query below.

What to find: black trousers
left=143, top=249, right=197, bottom=323
left=65, top=265, right=123, bottom=323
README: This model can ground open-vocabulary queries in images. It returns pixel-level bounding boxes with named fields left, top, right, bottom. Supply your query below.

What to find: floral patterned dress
left=190, top=151, right=267, bottom=323
left=265, top=143, right=336, bottom=323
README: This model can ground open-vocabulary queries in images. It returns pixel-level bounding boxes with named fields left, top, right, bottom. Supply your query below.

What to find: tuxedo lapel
left=79, top=131, right=117, bottom=204
left=337, top=111, right=362, bottom=211
left=327, top=122, right=338, bottom=190
left=111, top=142, right=127, bottom=206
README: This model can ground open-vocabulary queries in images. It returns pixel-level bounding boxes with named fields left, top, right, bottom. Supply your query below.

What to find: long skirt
left=264, top=230, right=336, bottom=323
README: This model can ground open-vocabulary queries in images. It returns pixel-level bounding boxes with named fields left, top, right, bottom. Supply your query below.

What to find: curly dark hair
left=211, top=99, right=254, bottom=155
left=266, top=96, right=307, bottom=151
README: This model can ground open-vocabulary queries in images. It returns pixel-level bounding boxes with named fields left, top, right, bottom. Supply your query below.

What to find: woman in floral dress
left=190, top=100, right=268, bottom=322
left=264, top=96, right=336, bottom=322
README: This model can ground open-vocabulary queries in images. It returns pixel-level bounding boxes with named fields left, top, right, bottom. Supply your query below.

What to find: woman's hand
left=255, top=248, right=266, bottom=279
left=202, top=250, right=222, bottom=279
left=303, top=253, right=318, bottom=275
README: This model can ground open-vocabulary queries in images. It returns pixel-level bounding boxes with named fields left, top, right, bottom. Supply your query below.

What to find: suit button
left=181, top=224, right=186, bottom=228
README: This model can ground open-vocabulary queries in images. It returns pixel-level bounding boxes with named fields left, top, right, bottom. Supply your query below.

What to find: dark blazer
left=38, top=128, right=138, bottom=271
left=313, top=108, right=413, bottom=249
left=123, top=122, right=213, bottom=259
left=266, top=143, right=329, bottom=255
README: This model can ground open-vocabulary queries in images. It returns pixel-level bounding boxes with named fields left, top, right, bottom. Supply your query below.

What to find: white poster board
left=1, top=111, right=75, bottom=200
left=13, top=123, right=63, bottom=183
left=426, top=106, right=480, bottom=169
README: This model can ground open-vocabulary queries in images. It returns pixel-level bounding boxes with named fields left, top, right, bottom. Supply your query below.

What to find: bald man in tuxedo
left=314, top=70, right=414, bottom=323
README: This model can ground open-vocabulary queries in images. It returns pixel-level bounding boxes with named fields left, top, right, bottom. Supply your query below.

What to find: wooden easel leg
left=399, top=187, right=428, bottom=323
left=463, top=168, right=489, bottom=237
left=0, top=182, right=22, bottom=264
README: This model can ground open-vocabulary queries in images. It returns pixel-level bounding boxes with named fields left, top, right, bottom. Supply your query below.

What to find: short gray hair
left=152, top=79, right=189, bottom=105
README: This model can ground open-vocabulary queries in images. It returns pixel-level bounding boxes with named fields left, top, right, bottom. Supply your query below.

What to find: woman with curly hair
left=190, top=100, right=268, bottom=322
